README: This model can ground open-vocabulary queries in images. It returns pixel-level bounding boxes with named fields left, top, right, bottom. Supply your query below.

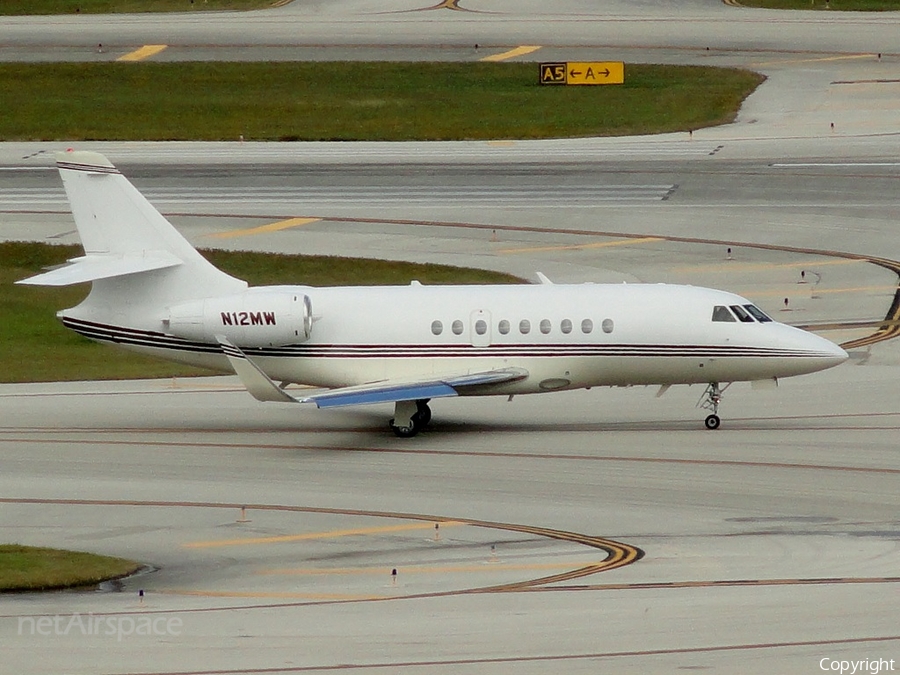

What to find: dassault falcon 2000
left=19, top=151, right=847, bottom=437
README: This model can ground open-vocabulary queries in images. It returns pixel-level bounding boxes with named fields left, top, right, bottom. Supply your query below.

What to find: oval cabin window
left=561, top=319, right=572, bottom=334
left=452, top=320, right=464, bottom=335
left=602, top=318, right=614, bottom=334
left=581, top=319, right=594, bottom=334
left=540, top=319, right=552, bottom=335
left=475, top=319, right=487, bottom=336
left=519, top=319, right=531, bottom=335
left=498, top=319, right=510, bottom=335
left=431, top=320, right=443, bottom=336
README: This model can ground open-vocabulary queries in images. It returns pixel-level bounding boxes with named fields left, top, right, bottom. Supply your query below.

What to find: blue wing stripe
left=309, top=383, right=458, bottom=408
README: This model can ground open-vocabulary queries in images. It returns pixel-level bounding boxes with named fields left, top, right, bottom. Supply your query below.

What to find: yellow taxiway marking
left=158, top=589, right=380, bottom=600
left=751, top=53, right=876, bottom=68
left=748, top=285, right=899, bottom=298
left=209, top=217, right=321, bottom=240
left=260, top=561, right=601, bottom=576
left=498, top=237, right=662, bottom=255
left=671, top=259, right=866, bottom=274
left=117, top=45, right=168, bottom=62
left=184, top=521, right=464, bottom=549
left=480, top=45, right=542, bottom=62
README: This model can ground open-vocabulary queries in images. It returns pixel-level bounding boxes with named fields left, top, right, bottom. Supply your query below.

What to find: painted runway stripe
left=103, top=634, right=900, bottom=673
left=209, top=217, right=321, bottom=239
left=184, top=521, right=464, bottom=549
left=498, top=237, right=663, bottom=255
left=116, top=44, right=168, bottom=62
left=260, top=561, right=599, bottom=577
left=480, top=45, right=542, bottom=62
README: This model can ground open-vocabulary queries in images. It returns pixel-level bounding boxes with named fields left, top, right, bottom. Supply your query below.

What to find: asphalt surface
left=1, top=1, right=900, bottom=674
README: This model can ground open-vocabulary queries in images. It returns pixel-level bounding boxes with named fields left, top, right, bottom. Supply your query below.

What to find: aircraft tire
left=414, top=401, right=432, bottom=428
left=704, top=414, right=721, bottom=430
left=389, top=418, right=419, bottom=438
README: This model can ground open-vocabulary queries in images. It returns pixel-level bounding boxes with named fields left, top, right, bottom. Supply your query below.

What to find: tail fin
left=18, top=151, right=245, bottom=303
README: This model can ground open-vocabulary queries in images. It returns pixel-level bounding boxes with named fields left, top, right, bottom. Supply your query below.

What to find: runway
left=2, top=0, right=900, bottom=673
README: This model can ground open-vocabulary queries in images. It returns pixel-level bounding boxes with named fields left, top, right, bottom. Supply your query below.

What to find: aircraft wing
left=217, top=337, right=528, bottom=407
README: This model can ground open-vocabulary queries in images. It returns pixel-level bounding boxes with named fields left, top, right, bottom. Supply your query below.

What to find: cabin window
left=498, top=319, right=510, bottom=335
left=475, top=319, right=487, bottom=336
left=561, top=319, right=573, bottom=334
left=431, top=320, right=443, bottom=336
left=602, top=318, right=614, bottom=334
left=730, top=305, right=755, bottom=323
left=519, top=319, right=531, bottom=335
left=451, top=319, right=464, bottom=335
left=712, top=305, right=736, bottom=322
left=744, top=304, right=773, bottom=323
left=581, top=319, right=594, bottom=334
left=540, top=319, right=552, bottom=335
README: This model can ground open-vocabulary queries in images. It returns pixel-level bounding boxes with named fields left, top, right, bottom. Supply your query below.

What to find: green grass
left=0, top=62, right=765, bottom=142
left=737, top=0, right=899, bottom=8
left=1, top=241, right=522, bottom=383
left=0, top=0, right=276, bottom=15
left=0, top=544, right=140, bottom=591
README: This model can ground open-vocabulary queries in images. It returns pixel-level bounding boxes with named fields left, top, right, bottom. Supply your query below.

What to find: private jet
left=19, top=151, right=848, bottom=436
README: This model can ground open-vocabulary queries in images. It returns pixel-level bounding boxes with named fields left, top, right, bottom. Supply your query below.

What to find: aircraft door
left=470, top=309, right=492, bottom=347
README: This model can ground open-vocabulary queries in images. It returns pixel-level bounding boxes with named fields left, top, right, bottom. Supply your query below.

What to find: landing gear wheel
left=413, top=400, right=432, bottom=428
left=389, top=418, right=419, bottom=438
left=704, top=414, right=721, bottom=430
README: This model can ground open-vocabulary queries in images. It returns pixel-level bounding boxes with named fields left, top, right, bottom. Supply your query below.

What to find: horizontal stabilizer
left=216, top=337, right=297, bottom=403
left=17, top=251, right=183, bottom=287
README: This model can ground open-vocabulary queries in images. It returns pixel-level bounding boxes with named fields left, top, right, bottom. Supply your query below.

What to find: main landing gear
left=699, top=382, right=730, bottom=430
left=389, top=399, right=431, bottom=438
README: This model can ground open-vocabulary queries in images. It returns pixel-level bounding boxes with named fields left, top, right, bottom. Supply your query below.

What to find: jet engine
left=166, top=290, right=313, bottom=347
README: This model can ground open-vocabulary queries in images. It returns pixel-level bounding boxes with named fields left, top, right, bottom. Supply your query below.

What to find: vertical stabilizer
left=30, top=151, right=247, bottom=305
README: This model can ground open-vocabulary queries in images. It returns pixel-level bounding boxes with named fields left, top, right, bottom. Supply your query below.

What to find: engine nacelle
left=166, top=290, right=313, bottom=347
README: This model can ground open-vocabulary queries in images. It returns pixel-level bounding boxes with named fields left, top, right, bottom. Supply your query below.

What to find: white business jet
left=20, top=151, right=847, bottom=436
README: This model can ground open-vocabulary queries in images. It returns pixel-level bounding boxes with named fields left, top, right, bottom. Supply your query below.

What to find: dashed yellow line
left=117, top=45, right=168, bottom=62
left=751, top=53, right=875, bottom=68
left=480, top=45, right=542, bottom=62
left=158, top=589, right=380, bottom=600
left=672, top=259, right=865, bottom=274
left=260, top=561, right=601, bottom=576
left=183, top=521, right=464, bottom=549
left=745, top=285, right=898, bottom=298
left=209, top=217, right=321, bottom=240
left=498, top=237, right=662, bottom=255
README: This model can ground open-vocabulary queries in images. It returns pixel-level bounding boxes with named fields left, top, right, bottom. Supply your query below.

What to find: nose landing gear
left=699, top=382, right=729, bottom=430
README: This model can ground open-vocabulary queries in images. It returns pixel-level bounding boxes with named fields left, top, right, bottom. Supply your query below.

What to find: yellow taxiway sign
left=540, top=61, right=625, bottom=86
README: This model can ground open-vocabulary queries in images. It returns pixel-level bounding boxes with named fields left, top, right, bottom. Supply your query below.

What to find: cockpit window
left=743, top=304, right=773, bottom=323
left=730, top=305, right=755, bottom=323
left=712, top=305, right=736, bottom=322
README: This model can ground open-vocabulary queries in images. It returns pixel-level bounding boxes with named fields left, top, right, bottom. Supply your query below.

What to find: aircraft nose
left=809, top=331, right=849, bottom=368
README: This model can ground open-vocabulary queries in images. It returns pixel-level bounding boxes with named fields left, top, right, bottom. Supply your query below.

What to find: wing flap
left=301, top=367, right=528, bottom=409
left=216, top=337, right=529, bottom=408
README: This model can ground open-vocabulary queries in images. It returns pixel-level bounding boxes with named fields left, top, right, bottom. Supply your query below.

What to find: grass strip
left=736, top=0, right=898, bottom=8
left=0, top=544, right=140, bottom=592
left=1, top=241, right=521, bottom=383
left=0, top=62, right=764, bottom=142
left=0, top=0, right=275, bottom=15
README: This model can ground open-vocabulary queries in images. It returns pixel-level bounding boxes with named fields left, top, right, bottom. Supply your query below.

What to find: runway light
left=237, top=506, right=251, bottom=523
left=391, top=568, right=397, bottom=585
left=726, top=247, right=733, bottom=261
left=139, top=589, right=144, bottom=605
left=434, top=523, right=441, bottom=541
